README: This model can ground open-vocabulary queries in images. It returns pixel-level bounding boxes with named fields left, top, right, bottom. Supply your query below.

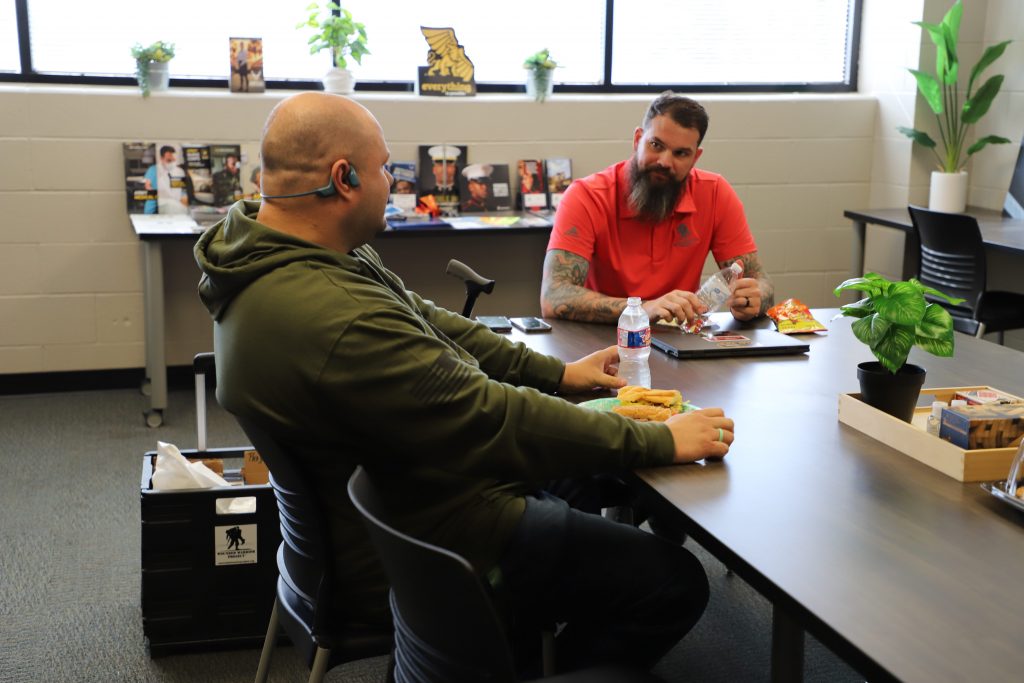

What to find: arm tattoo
left=540, top=249, right=628, bottom=323
left=719, top=251, right=775, bottom=316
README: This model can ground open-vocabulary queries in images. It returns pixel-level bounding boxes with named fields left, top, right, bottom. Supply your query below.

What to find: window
left=7, top=0, right=859, bottom=90
left=342, top=0, right=606, bottom=84
left=612, top=0, right=853, bottom=85
left=26, top=0, right=324, bottom=80
left=0, top=2, right=18, bottom=72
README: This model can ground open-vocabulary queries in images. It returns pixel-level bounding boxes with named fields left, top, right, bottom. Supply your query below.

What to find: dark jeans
left=497, top=486, right=709, bottom=674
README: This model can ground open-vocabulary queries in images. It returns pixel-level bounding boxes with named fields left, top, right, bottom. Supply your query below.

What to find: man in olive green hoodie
left=194, top=92, right=734, bottom=673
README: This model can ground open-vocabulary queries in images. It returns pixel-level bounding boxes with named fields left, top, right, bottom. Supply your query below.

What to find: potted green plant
left=523, top=48, right=558, bottom=103
left=834, top=273, right=964, bottom=422
left=298, top=1, right=369, bottom=94
left=897, top=0, right=1012, bottom=213
left=131, top=41, right=175, bottom=98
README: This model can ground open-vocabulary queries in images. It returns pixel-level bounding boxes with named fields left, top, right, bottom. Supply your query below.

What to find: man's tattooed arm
left=718, top=251, right=775, bottom=316
left=540, top=249, right=628, bottom=323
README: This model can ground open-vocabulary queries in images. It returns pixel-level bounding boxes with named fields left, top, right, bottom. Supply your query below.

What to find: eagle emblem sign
left=418, top=26, right=477, bottom=97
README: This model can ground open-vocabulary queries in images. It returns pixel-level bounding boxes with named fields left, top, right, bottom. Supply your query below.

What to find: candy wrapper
left=766, top=298, right=827, bottom=334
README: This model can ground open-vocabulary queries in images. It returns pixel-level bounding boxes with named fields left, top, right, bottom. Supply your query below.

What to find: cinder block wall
left=0, top=87, right=876, bottom=374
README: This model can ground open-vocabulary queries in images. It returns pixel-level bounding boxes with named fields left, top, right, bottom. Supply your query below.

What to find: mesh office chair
left=237, top=416, right=393, bottom=683
left=347, top=467, right=663, bottom=683
left=908, top=205, right=1024, bottom=344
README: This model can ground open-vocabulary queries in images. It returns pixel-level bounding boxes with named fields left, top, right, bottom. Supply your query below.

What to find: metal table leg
left=142, top=239, right=166, bottom=427
left=850, top=218, right=866, bottom=280
left=771, top=604, right=804, bottom=683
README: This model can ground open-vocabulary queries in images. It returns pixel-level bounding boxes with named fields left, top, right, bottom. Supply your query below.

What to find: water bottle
left=617, top=297, right=651, bottom=388
left=695, top=262, right=744, bottom=314
left=926, top=401, right=945, bottom=436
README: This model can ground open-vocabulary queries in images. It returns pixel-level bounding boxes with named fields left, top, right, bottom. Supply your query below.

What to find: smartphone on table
left=510, top=316, right=552, bottom=333
left=476, top=315, right=513, bottom=333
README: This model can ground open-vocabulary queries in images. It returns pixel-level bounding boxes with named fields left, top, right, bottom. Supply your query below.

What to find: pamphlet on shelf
left=458, top=163, right=511, bottom=212
left=182, top=144, right=214, bottom=207
left=210, top=144, right=244, bottom=207
left=418, top=144, right=467, bottom=215
left=516, top=159, right=547, bottom=210
left=123, top=142, right=157, bottom=214
left=545, top=158, right=572, bottom=208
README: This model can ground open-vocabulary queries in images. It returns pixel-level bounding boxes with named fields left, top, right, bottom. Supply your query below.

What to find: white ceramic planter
left=146, top=61, right=170, bottom=93
left=928, top=170, right=968, bottom=213
left=323, top=67, right=355, bottom=94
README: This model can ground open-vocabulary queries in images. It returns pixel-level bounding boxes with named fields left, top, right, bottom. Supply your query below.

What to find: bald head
left=260, top=92, right=380, bottom=196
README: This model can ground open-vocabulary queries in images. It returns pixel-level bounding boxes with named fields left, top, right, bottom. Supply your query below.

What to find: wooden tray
left=837, top=386, right=1023, bottom=482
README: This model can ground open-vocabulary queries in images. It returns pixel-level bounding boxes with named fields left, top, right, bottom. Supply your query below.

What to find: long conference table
left=511, top=310, right=1024, bottom=683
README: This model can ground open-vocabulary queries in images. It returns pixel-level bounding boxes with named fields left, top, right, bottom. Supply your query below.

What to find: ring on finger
left=717, top=427, right=724, bottom=442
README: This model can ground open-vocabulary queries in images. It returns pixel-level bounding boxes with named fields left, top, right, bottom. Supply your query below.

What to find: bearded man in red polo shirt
left=541, top=92, right=774, bottom=325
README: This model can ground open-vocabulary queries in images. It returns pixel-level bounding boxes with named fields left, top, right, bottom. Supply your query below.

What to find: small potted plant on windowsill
left=131, top=41, right=175, bottom=98
left=298, top=1, right=369, bottom=94
left=523, top=48, right=558, bottom=103
left=897, top=0, right=1012, bottom=213
left=834, top=273, right=964, bottom=422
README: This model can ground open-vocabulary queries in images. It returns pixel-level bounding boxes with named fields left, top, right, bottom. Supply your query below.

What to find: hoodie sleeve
left=406, top=290, right=566, bottom=393
left=314, top=301, right=674, bottom=483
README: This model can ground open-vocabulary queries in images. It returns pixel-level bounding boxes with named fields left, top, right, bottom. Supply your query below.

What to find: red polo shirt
left=547, top=162, right=756, bottom=298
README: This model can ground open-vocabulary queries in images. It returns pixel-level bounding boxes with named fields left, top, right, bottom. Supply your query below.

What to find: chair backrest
left=907, top=205, right=986, bottom=313
left=235, top=415, right=335, bottom=657
left=347, top=467, right=517, bottom=683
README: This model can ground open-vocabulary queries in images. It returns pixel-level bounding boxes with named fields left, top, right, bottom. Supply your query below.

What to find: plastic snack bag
left=766, top=298, right=827, bottom=334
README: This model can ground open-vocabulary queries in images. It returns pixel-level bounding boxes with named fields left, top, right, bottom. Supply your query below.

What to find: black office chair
left=237, top=417, right=393, bottom=683
left=908, top=205, right=1024, bottom=344
left=347, top=467, right=663, bottom=683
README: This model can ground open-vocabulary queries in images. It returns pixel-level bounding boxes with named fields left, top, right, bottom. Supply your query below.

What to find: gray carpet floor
left=0, top=387, right=863, bottom=682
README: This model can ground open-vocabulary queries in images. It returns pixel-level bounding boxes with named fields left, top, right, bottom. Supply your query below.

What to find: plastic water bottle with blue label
left=617, top=297, right=652, bottom=388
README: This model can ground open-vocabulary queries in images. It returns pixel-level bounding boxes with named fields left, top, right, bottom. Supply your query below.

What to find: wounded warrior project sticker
left=214, top=523, right=257, bottom=566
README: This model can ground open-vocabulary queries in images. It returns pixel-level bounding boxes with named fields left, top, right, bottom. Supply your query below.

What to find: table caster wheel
left=145, top=410, right=163, bottom=428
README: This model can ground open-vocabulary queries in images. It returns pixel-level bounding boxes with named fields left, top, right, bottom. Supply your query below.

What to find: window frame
left=0, top=0, right=862, bottom=94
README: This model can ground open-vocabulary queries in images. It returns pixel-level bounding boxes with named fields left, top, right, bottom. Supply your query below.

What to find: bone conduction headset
left=260, top=167, right=360, bottom=199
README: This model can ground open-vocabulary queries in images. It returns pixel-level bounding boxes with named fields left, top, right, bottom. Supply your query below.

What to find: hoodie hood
left=194, top=200, right=349, bottom=320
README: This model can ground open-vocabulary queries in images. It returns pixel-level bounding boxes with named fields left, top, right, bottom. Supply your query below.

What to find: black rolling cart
left=140, top=354, right=280, bottom=656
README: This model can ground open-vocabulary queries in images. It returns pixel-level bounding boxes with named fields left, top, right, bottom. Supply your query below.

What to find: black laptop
left=651, top=316, right=810, bottom=359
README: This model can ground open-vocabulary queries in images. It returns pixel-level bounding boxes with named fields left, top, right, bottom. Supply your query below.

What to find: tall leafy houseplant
left=131, top=41, right=175, bottom=98
left=523, top=48, right=558, bottom=103
left=299, top=2, right=368, bottom=93
left=898, top=0, right=1012, bottom=174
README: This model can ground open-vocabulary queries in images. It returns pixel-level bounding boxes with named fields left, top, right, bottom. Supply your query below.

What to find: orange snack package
left=766, top=298, right=827, bottom=334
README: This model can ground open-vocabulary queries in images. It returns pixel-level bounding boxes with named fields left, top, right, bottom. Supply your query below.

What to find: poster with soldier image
left=230, top=37, right=265, bottom=93
left=458, top=163, right=511, bottom=213
left=210, top=144, right=244, bottom=207
left=417, top=144, right=468, bottom=215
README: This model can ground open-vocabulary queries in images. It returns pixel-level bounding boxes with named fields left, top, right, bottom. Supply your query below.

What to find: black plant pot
left=857, top=361, right=926, bottom=423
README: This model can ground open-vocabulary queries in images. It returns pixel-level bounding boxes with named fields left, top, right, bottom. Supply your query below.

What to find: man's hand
left=728, top=277, right=763, bottom=321
left=642, top=290, right=705, bottom=324
left=720, top=252, right=774, bottom=320
left=665, top=408, right=734, bottom=463
left=559, top=345, right=626, bottom=393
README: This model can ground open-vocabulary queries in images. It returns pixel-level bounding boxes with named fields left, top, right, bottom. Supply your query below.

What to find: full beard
left=627, top=156, right=685, bottom=222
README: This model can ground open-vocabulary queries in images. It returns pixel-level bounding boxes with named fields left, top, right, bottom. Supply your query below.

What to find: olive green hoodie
left=194, top=201, right=674, bottom=626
